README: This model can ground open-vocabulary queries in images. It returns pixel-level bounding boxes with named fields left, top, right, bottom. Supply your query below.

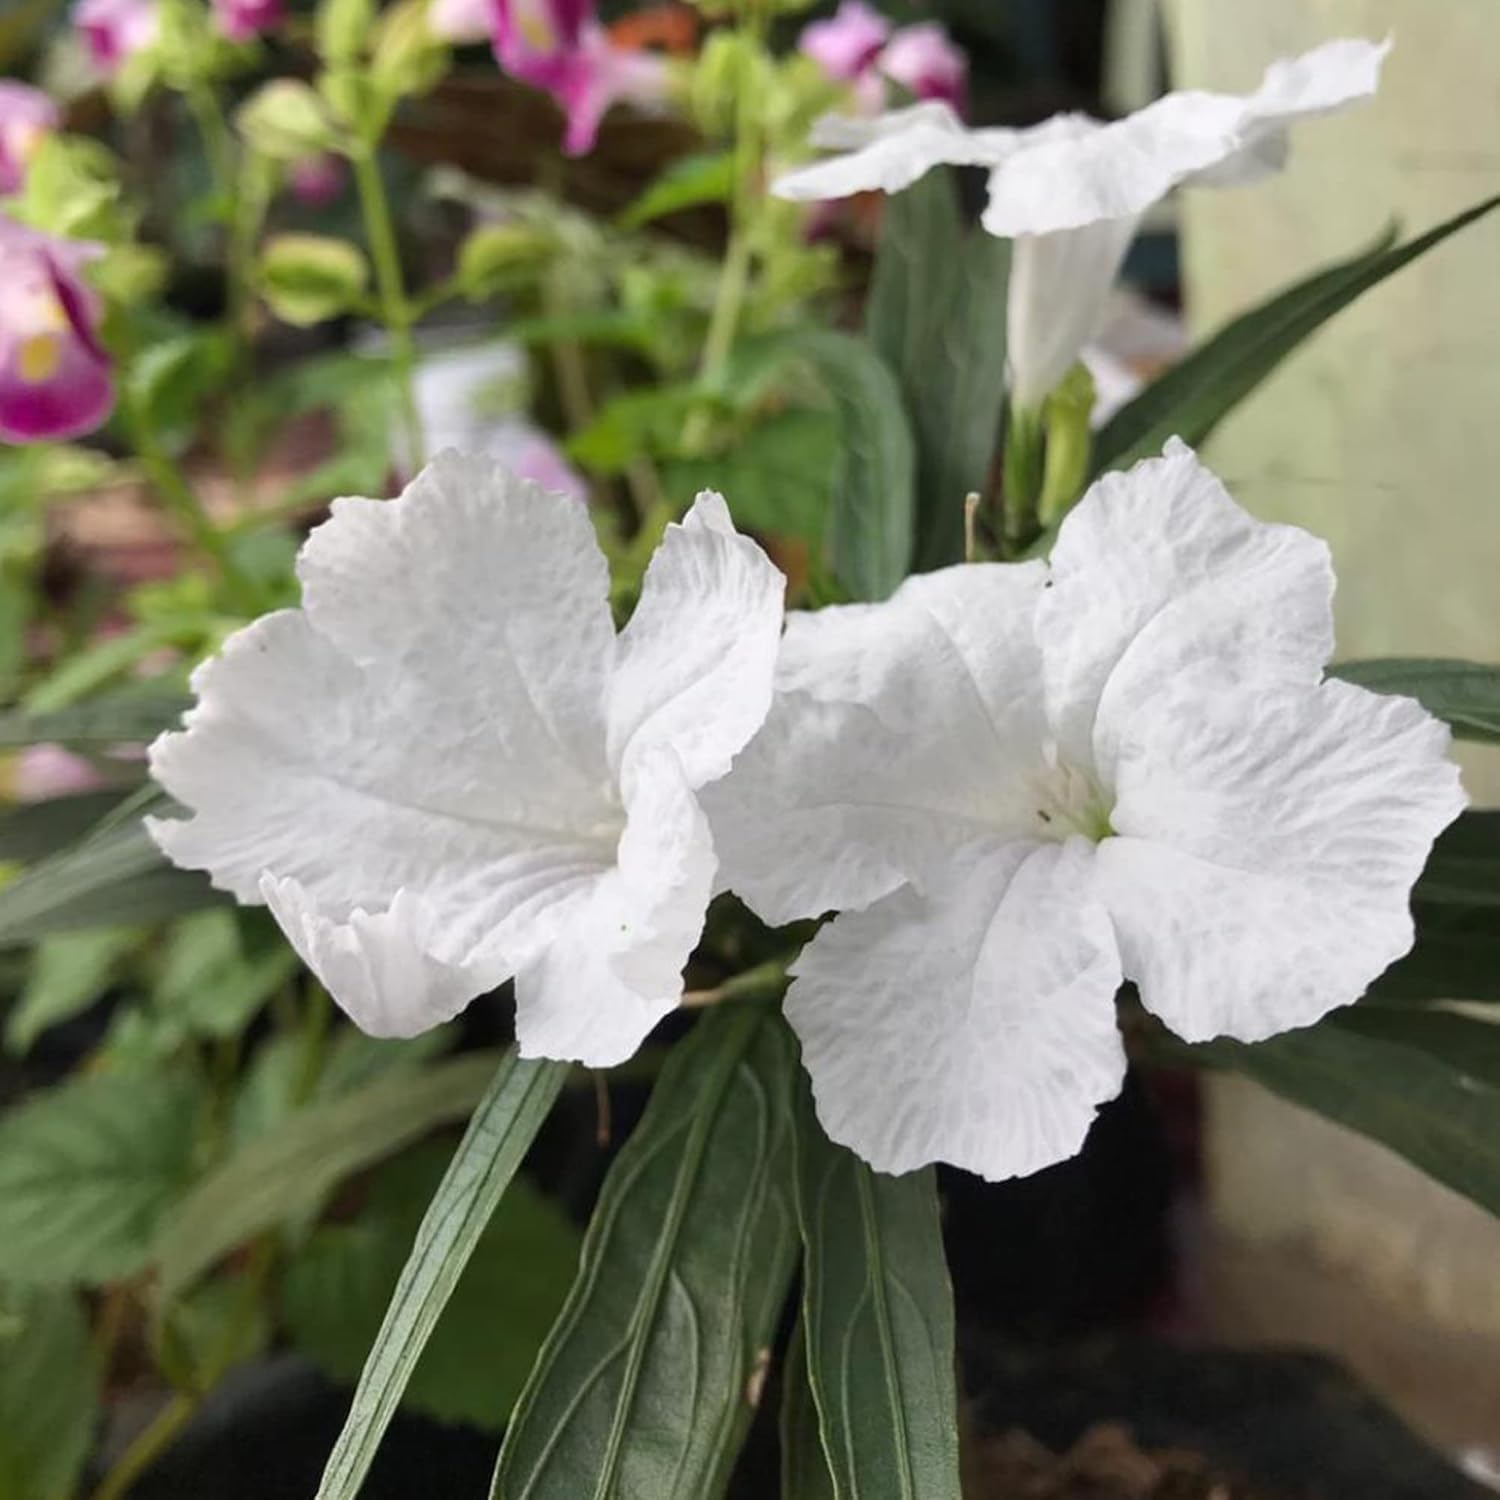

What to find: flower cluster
left=151, top=440, right=1463, bottom=1181
left=774, top=37, right=1389, bottom=410
left=799, top=0, right=966, bottom=114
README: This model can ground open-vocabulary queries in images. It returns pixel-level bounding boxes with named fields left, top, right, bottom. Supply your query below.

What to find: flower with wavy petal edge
left=149, top=454, right=785, bottom=1067
left=705, top=441, right=1464, bottom=1182
left=773, top=38, right=1388, bottom=408
left=0, top=215, right=115, bottom=445
left=0, top=84, right=61, bottom=198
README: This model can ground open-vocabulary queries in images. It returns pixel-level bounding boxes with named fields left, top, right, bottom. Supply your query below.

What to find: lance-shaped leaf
left=1331, top=658, right=1500, bottom=747
left=1200, top=1009, right=1500, bottom=1218
left=866, top=170, right=1010, bottom=573
left=780, top=1316, right=837, bottom=1500
left=156, top=1051, right=509, bottom=1300
left=1368, top=903, right=1500, bottom=1006
left=792, top=1085, right=962, bottom=1500
left=0, top=689, right=190, bottom=748
left=313, top=1052, right=568, bottom=1499
left=1414, top=811, right=1500, bottom=908
left=1092, top=194, right=1500, bottom=476
left=493, top=1006, right=799, bottom=1500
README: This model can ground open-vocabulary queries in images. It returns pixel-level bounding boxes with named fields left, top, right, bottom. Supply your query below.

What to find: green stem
left=681, top=956, right=791, bottom=1010
left=351, top=146, right=425, bottom=473
left=89, top=1394, right=197, bottom=1500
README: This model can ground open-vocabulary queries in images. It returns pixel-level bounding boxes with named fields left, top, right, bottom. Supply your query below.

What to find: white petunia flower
left=704, top=440, right=1463, bottom=1182
left=772, top=38, right=1389, bottom=409
left=149, top=453, right=785, bottom=1067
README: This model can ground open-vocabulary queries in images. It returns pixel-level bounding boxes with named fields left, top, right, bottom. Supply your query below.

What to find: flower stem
left=681, top=956, right=791, bottom=1010
left=89, top=1393, right=197, bottom=1500
left=351, top=146, right=425, bottom=473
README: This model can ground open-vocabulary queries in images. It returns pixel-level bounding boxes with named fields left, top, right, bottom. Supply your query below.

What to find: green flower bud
left=371, top=0, right=449, bottom=100
left=454, top=222, right=555, bottom=301
left=259, top=234, right=371, bottom=326
left=316, top=0, right=375, bottom=66
left=236, top=80, right=342, bottom=160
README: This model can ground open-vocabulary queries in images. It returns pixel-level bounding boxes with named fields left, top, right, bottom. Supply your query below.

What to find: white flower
left=772, top=38, right=1389, bottom=408
left=149, top=453, right=785, bottom=1066
left=704, top=441, right=1463, bottom=1182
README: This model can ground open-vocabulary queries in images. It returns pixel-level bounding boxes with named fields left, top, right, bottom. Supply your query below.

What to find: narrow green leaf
left=0, top=812, right=223, bottom=942
left=0, top=1283, right=100, bottom=1500
left=866, top=171, right=1010, bottom=572
left=0, top=1070, right=206, bottom=1286
left=1331, top=658, right=1500, bottom=746
left=780, top=1317, right=837, bottom=1500
left=783, top=329, right=916, bottom=601
left=310, top=1051, right=565, bottom=1498
left=619, top=150, right=736, bottom=228
left=793, top=1087, right=961, bottom=1500
left=0, top=690, right=190, bottom=748
left=493, top=1008, right=800, bottom=1500
left=0, top=792, right=130, bottom=864
left=1205, top=1011, right=1500, bottom=1217
left=156, top=1051, right=508, bottom=1301
left=1093, top=194, right=1500, bottom=475
left=5, top=926, right=138, bottom=1054
left=290, top=1138, right=577, bottom=1435
left=1415, top=811, right=1500, bottom=907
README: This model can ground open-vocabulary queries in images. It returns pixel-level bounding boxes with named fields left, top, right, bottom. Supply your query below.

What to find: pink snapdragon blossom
left=428, top=0, right=492, bottom=44
left=492, top=0, right=669, bottom=157
left=0, top=84, right=61, bottom=198
left=0, top=216, right=115, bottom=444
left=73, top=0, right=159, bottom=75
left=798, top=2, right=967, bottom=114
left=289, top=152, right=348, bottom=208
left=211, top=0, right=284, bottom=43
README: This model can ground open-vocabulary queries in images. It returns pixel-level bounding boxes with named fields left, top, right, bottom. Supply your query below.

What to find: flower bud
left=237, top=79, right=342, bottom=159
left=258, top=234, right=369, bottom=326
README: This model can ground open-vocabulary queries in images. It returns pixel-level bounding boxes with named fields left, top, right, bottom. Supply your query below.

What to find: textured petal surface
left=607, top=491, right=785, bottom=789
left=1039, top=440, right=1335, bottom=775
left=515, top=749, right=716, bottom=1067
left=260, top=876, right=505, bottom=1038
left=705, top=563, right=1050, bottom=924
left=788, top=837, right=1126, bottom=1180
left=1097, top=675, right=1465, bottom=1042
left=981, top=37, right=1388, bottom=236
left=1007, top=218, right=1140, bottom=408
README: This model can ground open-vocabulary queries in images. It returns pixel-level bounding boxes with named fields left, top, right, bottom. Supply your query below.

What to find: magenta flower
left=73, top=0, right=159, bottom=76
left=879, top=22, right=967, bottom=110
left=289, top=152, right=348, bottom=208
left=0, top=84, right=61, bottom=198
left=0, top=216, right=115, bottom=445
left=492, top=0, right=669, bottom=157
left=799, top=1, right=890, bottom=82
left=211, top=0, right=284, bottom=43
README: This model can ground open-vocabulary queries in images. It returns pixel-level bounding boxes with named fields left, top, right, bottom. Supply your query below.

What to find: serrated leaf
left=0, top=1283, right=99, bottom=1500
left=156, top=1051, right=507, bottom=1301
left=1331, top=658, right=1500, bottom=746
left=0, top=815, right=223, bottom=943
left=1414, top=811, right=1500, bottom=908
left=866, top=171, right=1010, bottom=572
left=312, top=1050, right=566, bottom=1500
left=287, top=1142, right=578, bottom=1431
left=1093, top=194, right=1500, bottom=476
left=780, top=1316, right=837, bottom=1500
left=5, top=926, right=138, bottom=1055
left=0, top=1070, right=206, bottom=1286
left=493, top=1008, right=800, bottom=1500
left=793, top=1085, right=961, bottom=1500
left=1202, top=1010, right=1500, bottom=1218
left=0, top=691, right=190, bottom=749
left=619, top=150, right=736, bottom=229
left=781, top=329, right=915, bottom=602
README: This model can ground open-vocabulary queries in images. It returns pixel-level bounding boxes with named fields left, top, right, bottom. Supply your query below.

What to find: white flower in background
left=705, top=441, right=1463, bottom=1182
left=149, top=454, right=784, bottom=1066
left=773, top=38, right=1388, bottom=409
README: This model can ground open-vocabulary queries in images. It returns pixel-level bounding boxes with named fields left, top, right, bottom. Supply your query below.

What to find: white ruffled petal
left=514, top=749, right=716, bottom=1067
left=258, top=876, right=507, bottom=1038
left=606, top=490, right=784, bottom=789
left=1097, top=675, right=1465, bottom=1043
left=787, top=838, right=1126, bottom=1181
left=1007, top=218, right=1141, bottom=409
left=981, top=37, right=1388, bottom=237
left=706, top=563, right=1049, bottom=924
left=1038, top=440, right=1335, bottom=776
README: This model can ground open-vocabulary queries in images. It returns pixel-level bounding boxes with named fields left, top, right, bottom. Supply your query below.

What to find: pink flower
left=73, top=0, right=159, bottom=75
left=0, top=216, right=115, bottom=444
left=0, top=84, right=61, bottom=198
left=492, top=0, right=669, bottom=156
left=428, top=0, right=492, bottom=44
left=880, top=22, right=967, bottom=110
left=211, top=0, right=284, bottom=43
left=7, top=744, right=106, bottom=802
left=799, top=1, right=890, bottom=82
left=289, top=152, right=348, bottom=208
